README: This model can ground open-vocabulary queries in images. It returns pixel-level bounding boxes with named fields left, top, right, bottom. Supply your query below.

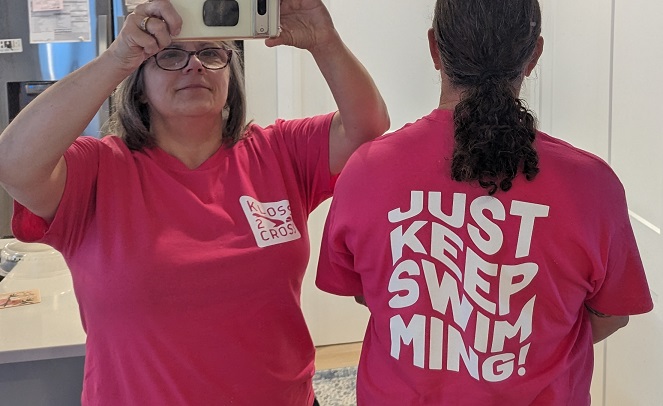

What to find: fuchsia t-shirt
left=316, top=109, right=653, bottom=406
left=13, top=113, right=335, bottom=406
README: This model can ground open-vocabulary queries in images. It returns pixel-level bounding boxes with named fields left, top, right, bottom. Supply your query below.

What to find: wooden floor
left=315, top=341, right=363, bottom=371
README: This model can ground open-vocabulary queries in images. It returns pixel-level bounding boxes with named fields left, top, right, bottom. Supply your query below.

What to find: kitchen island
left=0, top=238, right=86, bottom=405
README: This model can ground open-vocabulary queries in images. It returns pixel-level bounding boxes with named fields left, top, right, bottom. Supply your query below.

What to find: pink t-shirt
left=316, top=109, right=653, bottom=406
left=13, top=113, right=335, bottom=406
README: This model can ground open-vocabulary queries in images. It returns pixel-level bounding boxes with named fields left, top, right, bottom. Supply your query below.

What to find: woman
left=0, top=0, right=389, bottom=405
left=316, top=0, right=652, bottom=405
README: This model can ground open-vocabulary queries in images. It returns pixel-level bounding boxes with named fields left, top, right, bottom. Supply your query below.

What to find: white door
left=604, top=1, right=663, bottom=404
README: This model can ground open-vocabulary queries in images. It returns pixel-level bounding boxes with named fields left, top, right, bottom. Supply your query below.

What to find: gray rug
left=313, top=366, right=358, bottom=406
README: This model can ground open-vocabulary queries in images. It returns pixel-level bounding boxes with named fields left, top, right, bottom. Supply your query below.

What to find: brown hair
left=433, top=0, right=542, bottom=194
left=104, top=41, right=247, bottom=150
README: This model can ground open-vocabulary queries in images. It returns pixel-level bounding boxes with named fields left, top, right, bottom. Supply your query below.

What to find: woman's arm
left=586, top=304, right=629, bottom=344
left=266, top=0, right=390, bottom=175
left=0, top=57, right=129, bottom=220
left=0, top=1, right=181, bottom=220
left=310, top=36, right=390, bottom=175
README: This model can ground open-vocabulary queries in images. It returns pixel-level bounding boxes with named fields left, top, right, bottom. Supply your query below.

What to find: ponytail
left=452, top=76, right=539, bottom=194
left=433, top=0, right=542, bottom=194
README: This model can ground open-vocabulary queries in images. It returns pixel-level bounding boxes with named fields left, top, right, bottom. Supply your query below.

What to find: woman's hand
left=264, top=0, right=338, bottom=52
left=106, top=0, right=183, bottom=73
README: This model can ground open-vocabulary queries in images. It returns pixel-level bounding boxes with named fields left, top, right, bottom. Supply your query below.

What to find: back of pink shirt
left=317, top=109, right=652, bottom=405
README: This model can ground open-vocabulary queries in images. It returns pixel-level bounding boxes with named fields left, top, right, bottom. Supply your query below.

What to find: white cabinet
left=301, top=200, right=371, bottom=346
left=536, top=0, right=613, bottom=161
left=604, top=1, right=663, bottom=404
left=610, top=0, right=663, bottom=232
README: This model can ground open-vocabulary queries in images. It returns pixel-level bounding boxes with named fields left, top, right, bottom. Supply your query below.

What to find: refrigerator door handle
left=98, top=14, right=110, bottom=53
left=97, top=14, right=112, bottom=136
left=117, top=15, right=126, bottom=38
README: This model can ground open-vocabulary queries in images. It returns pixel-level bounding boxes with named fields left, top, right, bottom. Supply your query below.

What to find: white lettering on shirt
left=384, top=191, right=548, bottom=382
left=240, top=196, right=301, bottom=248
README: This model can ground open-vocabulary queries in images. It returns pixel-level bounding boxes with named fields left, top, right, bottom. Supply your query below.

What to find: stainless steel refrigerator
left=0, top=0, right=133, bottom=238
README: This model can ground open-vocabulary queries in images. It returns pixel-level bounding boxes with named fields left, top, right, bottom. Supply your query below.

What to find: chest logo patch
left=240, top=196, right=301, bottom=248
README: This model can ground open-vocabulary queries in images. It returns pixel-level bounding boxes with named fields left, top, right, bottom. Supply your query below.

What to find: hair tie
left=477, top=70, right=506, bottom=84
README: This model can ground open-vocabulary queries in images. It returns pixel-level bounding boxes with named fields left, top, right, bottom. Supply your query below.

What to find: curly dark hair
left=433, top=0, right=542, bottom=194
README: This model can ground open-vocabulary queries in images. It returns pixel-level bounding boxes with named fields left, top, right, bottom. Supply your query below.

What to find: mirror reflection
left=0, top=0, right=660, bottom=405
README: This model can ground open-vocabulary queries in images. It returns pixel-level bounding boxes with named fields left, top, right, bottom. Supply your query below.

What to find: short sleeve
left=267, top=113, right=337, bottom=214
left=585, top=186, right=653, bottom=316
left=12, top=136, right=102, bottom=254
left=316, top=183, right=364, bottom=297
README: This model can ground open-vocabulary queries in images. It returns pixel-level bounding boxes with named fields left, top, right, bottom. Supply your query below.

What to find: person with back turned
left=316, top=0, right=652, bottom=404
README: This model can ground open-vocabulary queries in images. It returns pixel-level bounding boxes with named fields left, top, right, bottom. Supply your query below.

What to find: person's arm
left=266, top=0, right=390, bottom=175
left=311, top=36, right=390, bottom=175
left=0, top=1, right=182, bottom=221
left=586, top=304, right=629, bottom=344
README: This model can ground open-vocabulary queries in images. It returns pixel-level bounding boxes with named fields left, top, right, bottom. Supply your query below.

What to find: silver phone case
left=170, top=0, right=280, bottom=41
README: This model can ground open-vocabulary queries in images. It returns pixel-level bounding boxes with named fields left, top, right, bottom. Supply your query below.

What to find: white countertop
left=0, top=239, right=86, bottom=365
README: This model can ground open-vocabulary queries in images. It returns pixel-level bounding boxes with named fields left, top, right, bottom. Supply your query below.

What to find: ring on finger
left=139, top=16, right=151, bottom=33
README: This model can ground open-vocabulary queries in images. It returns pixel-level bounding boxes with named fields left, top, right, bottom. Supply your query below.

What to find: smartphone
left=170, top=0, right=280, bottom=41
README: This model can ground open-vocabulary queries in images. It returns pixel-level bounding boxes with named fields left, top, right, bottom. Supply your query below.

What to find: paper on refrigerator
left=28, top=0, right=91, bottom=43
left=32, top=0, right=64, bottom=12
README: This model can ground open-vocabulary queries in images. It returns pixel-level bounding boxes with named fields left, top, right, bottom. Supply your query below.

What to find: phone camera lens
left=257, top=0, right=267, bottom=15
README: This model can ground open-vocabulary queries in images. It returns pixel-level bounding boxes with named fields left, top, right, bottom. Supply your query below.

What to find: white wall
left=535, top=0, right=613, bottom=160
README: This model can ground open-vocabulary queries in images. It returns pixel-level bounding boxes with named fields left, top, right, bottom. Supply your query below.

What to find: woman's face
left=142, top=41, right=231, bottom=121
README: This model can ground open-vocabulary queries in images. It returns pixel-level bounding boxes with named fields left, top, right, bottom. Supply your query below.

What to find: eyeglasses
left=152, top=47, right=233, bottom=71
